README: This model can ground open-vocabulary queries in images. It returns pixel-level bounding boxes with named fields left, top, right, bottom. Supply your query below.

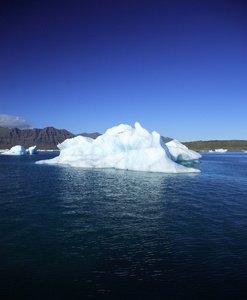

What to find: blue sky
left=0, top=0, right=246, bottom=141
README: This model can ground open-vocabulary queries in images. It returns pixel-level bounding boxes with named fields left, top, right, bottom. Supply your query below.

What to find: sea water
left=0, top=151, right=247, bottom=299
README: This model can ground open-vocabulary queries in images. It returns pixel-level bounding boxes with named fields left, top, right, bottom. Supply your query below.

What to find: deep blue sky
left=1, top=0, right=246, bottom=141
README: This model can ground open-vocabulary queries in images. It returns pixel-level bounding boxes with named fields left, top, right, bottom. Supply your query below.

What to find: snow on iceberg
left=166, top=139, right=201, bottom=162
left=2, top=145, right=27, bottom=155
left=37, top=122, right=200, bottom=173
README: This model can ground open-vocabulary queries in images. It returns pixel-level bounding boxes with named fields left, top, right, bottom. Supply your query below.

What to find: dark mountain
left=161, top=136, right=173, bottom=143
left=77, top=132, right=101, bottom=139
left=0, top=127, right=100, bottom=149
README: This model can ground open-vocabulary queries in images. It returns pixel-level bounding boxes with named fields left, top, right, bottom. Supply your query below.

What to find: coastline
left=182, top=140, right=247, bottom=152
left=1, top=140, right=247, bottom=152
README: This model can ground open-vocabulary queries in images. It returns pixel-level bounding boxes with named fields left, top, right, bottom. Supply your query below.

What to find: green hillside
left=182, top=140, right=247, bottom=151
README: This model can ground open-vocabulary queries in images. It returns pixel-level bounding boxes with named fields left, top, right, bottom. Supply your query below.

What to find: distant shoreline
left=0, top=147, right=59, bottom=151
left=182, top=140, right=247, bottom=151
left=1, top=140, right=247, bottom=152
left=1, top=126, right=246, bottom=152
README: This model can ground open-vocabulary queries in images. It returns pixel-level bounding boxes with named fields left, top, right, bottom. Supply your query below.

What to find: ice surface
left=0, top=149, right=8, bottom=153
left=37, top=122, right=200, bottom=173
left=166, top=139, right=201, bottom=161
left=2, top=145, right=27, bottom=155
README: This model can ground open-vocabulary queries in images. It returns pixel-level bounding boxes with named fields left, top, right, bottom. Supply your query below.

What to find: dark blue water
left=0, top=151, right=247, bottom=299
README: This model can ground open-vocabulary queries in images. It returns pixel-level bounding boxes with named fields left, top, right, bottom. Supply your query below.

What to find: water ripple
left=0, top=152, right=247, bottom=299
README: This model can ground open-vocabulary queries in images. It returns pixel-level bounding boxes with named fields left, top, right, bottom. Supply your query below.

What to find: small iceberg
left=215, top=149, right=228, bottom=153
left=1, top=145, right=38, bottom=155
left=2, top=145, right=27, bottom=155
left=26, top=145, right=38, bottom=155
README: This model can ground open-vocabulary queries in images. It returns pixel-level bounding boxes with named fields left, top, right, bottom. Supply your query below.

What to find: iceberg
left=2, top=145, right=27, bottom=155
left=37, top=122, right=200, bottom=173
left=166, top=139, right=201, bottom=161
left=215, top=149, right=228, bottom=153
left=27, top=145, right=37, bottom=155
left=1, top=145, right=38, bottom=155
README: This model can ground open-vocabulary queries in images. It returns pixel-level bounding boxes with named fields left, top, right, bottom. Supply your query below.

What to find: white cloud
left=0, top=114, right=32, bottom=129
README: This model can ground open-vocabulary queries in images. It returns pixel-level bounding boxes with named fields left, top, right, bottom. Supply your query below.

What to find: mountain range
left=0, top=126, right=100, bottom=149
left=0, top=126, right=246, bottom=151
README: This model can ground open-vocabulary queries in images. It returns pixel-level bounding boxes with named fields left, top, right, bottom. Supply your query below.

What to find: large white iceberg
left=2, top=145, right=27, bottom=155
left=166, top=139, right=202, bottom=161
left=37, top=122, right=200, bottom=173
